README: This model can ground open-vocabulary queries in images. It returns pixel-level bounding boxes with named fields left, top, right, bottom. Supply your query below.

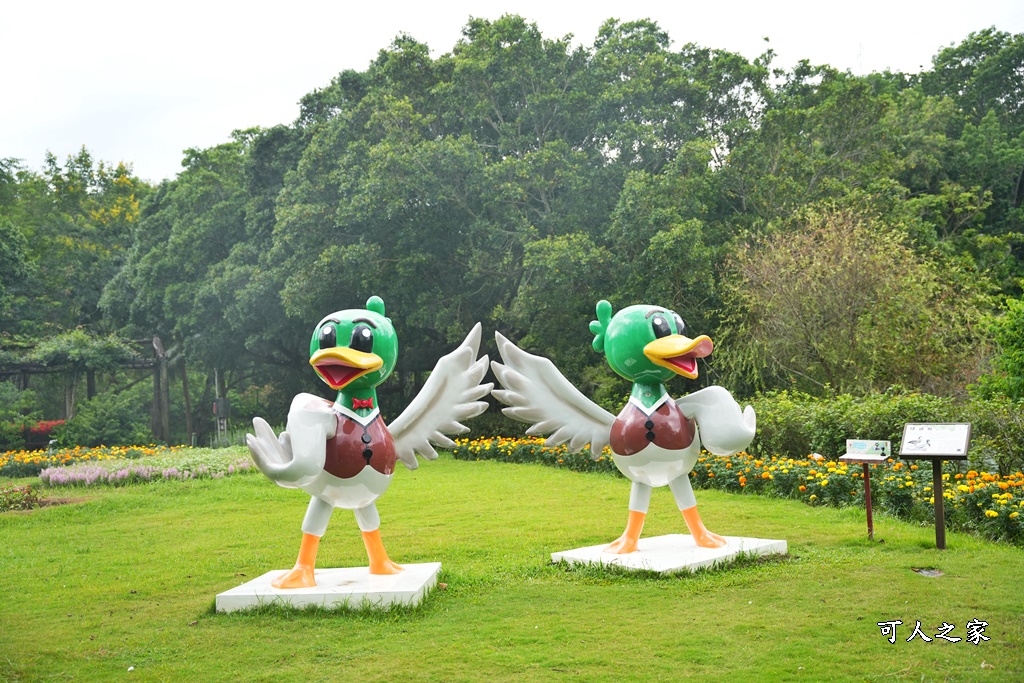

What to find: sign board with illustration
left=898, top=423, right=971, bottom=460
left=840, top=440, right=891, bottom=464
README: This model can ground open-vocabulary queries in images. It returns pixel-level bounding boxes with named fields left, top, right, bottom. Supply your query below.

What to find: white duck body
left=248, top=323, right=494, bottom=512
left=610, top=433, right=702, bottom=488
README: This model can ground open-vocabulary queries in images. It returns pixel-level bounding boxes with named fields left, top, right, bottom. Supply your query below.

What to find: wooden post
left=64, top=374, right=77, bottom=420
left=839, top=446, right=887, bottom=542
left=898, top=423, right=971, bottom=551
left=152, top=364, right=161, bottom=437
left=933, top=459, right=946, bottom=550
left=159, top=358, right=170, bottom=442
left=863, top=463, right=874, bottom=541
left=180, top=359, right=192, bottom=442
left=152, top=336, right=170, bottom=443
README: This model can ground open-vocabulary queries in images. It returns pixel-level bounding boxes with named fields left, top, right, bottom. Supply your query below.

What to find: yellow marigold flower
left=958, top=485, right=969, bottom=493
left=809, top=494, right=817, bottom=501
left=984, top=509, right=999, bottom=518
left=1010, top=512, right=1019, bottom=519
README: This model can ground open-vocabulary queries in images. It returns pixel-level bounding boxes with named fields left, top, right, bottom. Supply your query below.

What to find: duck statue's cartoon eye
left=651, top=315, right=671, bottom=339
left=672, top=313, right=686, bottom=336
left=318, top=324, right=336, bottom=349
left=350, top=325, right=374, bottom=353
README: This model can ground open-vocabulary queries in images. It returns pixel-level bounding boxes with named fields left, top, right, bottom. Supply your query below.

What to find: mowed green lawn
left=1, top=454, right=1021, bottom=682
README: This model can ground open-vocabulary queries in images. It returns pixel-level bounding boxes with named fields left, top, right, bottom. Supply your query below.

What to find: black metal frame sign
left=899, top=423, right=971, bottom=460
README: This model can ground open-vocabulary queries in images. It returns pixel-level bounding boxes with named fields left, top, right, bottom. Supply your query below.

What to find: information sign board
left=899, top=423, right=971, bottom=460
left=839, top=439, right=891, bottom=464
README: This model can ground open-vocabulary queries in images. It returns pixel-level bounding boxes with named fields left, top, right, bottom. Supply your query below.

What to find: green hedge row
left=748, top=390, right=1024, bottom=474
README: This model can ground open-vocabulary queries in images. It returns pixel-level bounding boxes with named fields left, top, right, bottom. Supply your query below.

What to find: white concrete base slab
left=216, top=562, right=441, bottom=613
left=551, top=535, right=787, bottom=575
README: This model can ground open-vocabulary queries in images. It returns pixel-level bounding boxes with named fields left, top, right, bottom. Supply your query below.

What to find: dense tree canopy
left=2, top=17, right=1022, bottom=444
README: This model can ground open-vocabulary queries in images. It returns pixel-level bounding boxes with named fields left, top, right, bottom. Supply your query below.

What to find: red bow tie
left=352, top=397, right=374, bottom=410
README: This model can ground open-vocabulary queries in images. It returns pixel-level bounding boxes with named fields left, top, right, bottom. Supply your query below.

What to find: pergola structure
left=0, top=337, right=174, bottom=443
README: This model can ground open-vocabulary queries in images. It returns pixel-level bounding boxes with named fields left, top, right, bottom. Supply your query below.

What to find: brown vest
left=609, top=399, right=695, bottom=456
left=323, top=412, right=396, bottom=479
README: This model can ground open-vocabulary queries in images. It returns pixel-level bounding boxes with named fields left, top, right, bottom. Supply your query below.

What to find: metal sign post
left=839, top=440, right=890, bottom=541
left=899, top=423, right=972, bottom=550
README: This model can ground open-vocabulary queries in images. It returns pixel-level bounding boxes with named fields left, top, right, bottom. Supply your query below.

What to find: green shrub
left=0, top=483, right=40, bottom=512
left=0, top=420, right=26, bottom=452
left=0, top=381, right=41, bottom=451
left=58, top=387, right=154, bottom=447
left=465, top=407, right=529, bottom=438
left=748, top=390, right=1023, bottom=474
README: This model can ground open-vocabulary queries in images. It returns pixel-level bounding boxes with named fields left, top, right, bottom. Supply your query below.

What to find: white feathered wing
left=491, top=332, right=614, bottom=459
left=389, top=322, right=493, bottom=469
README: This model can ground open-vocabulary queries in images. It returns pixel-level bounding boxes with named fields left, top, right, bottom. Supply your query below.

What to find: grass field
left=1, top=452, right=1022, bottom=682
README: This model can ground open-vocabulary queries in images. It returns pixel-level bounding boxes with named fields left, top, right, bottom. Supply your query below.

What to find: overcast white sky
left=3, top=0, right=1023, bottom=184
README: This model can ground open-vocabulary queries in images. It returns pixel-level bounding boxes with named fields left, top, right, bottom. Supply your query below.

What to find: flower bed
left=451, top=437, right=1024, bottom=545
left=0, top=444, right=184, bottom=478
left=38, top=449, right=256, bottom=488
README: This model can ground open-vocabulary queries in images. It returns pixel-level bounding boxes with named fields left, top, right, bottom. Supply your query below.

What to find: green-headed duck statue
left=492, top=300, right=755, bottom=553
left=246, top=296, right=492, bottom=587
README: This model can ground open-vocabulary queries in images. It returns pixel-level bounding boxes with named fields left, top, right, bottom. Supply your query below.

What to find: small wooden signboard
left=840, top=439, right=891, bottom=464
left=899, top=423, right=972, bottom=549
left=839, top=440, right=891, bottom=540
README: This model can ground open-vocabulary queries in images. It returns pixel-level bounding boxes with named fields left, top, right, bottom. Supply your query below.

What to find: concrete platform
left=551, top=535, right=787, bottom=575
left=216, top=562, right=441, bottom=613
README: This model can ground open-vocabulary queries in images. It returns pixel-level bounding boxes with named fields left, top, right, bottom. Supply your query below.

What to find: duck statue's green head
left=590, top=299, right=713, bottom=385
left=308, top=295, right=398, bottom=392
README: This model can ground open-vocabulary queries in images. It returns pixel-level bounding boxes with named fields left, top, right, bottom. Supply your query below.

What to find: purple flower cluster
left=39, top=459, right=253, bottom=488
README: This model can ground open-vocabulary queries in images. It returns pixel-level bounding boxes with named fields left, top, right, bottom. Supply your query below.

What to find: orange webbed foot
left=273, top=533, right=321, bottom=589
left=368, top=558, right=404, bottom=575
left=362, top=529, right=403, bottom=575
left=605, top=534, right=639, bottom=554
left=272, top=564, right=317, bottom=589
left=603, top=509, right=645, bottom=554
left=682, top=506, right=727, bottom=548
left=693, top=529, right=727, bottom=548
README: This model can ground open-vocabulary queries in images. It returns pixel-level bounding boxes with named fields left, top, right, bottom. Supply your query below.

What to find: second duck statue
left=492, top=299, right=756, bottom=553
